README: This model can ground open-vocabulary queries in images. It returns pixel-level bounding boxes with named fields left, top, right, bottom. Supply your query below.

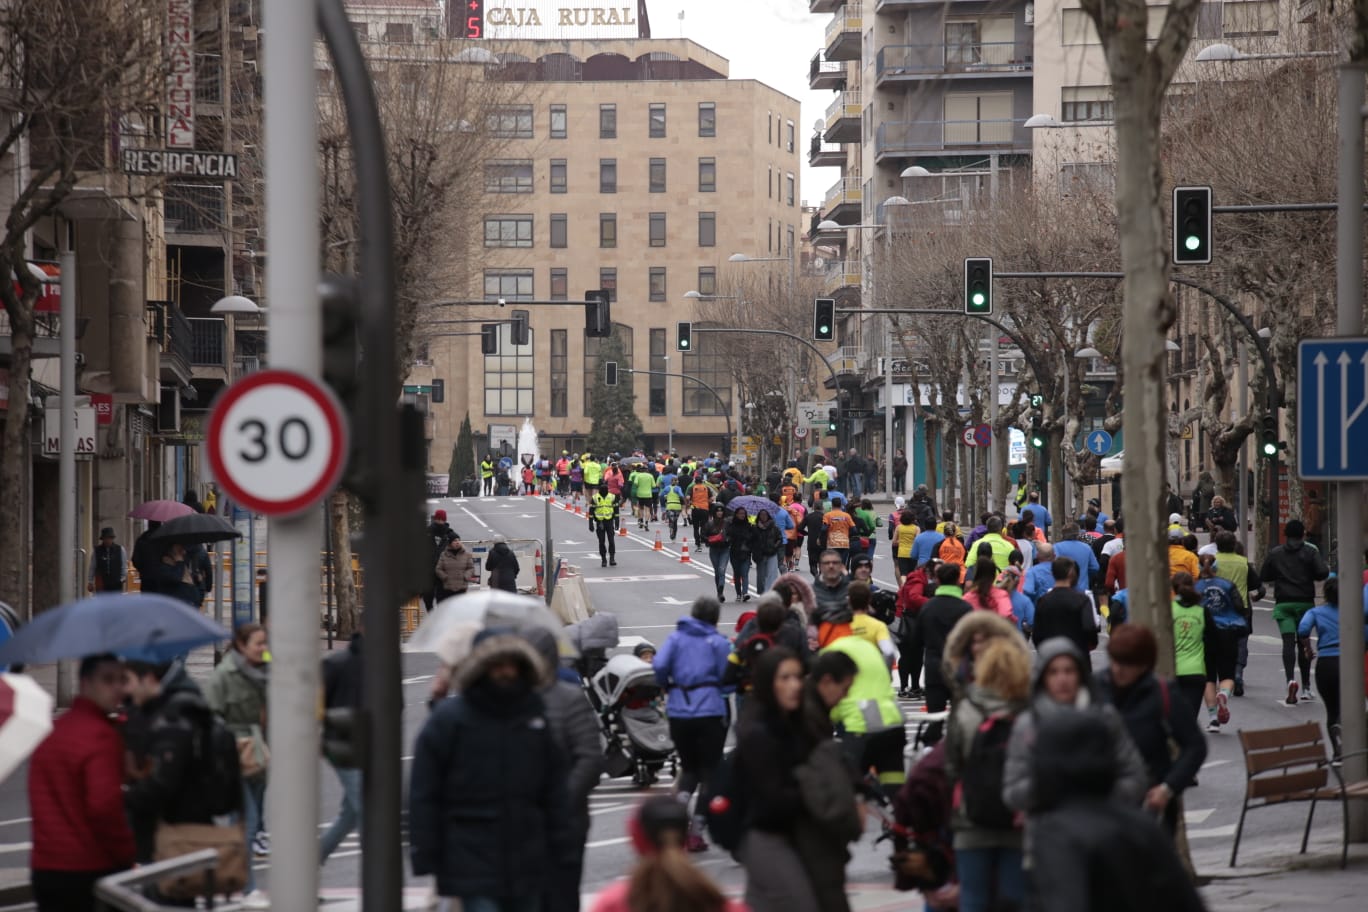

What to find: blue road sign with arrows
left=1085, top=429, right=1113, bottom=456
left=1298, top=338, right=1368, bottom=480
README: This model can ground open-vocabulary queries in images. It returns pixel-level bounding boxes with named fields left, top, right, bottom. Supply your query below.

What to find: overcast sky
left=655, top=0, right=832, bottom=205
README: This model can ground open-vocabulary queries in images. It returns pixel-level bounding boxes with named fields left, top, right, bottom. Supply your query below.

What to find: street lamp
left=1195, top=42, right=1337, bottom=62
left=1024, top=113, right=1114, bottom=128
left=682, top=290, right=738, bottom=300
left=211, top=295, right=263, bottom=314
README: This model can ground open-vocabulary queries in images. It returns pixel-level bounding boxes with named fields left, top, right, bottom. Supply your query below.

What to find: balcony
left=188, top=317, right=227, bottom=368
left=810, top=0, right=843, bottom=12
left=876, top=43, right=1033, bottom=84
left=809, top=135, right=846, bottom=168
left=164, top=183, right=226, bottom=237
left=823, top=90, right=862, bottom=144
left=822, top=176, right=863, bottom=224
left=824, top=4, right=862, bottom=62
left=0, top=308, right=63, bottom=359
left=826, top=345, right=867, bottom=377
left=147, top=301, right=194, bottom=385
left=874, top=118, right=1030, bottom=161
left=809, top=50, right=846, bottom=91
left=824, top=260, right=862, bottom=294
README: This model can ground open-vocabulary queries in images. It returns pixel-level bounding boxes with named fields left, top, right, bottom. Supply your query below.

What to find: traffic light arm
left=619, top=367, right=733, bottom=457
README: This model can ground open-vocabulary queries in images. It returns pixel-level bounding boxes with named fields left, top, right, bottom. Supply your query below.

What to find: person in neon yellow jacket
left=819, top=621, right=906, bottom=794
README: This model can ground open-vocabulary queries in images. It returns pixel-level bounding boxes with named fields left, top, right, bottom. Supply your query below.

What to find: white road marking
left=588, top=803, right=634, bottom=816
left=586, top=836, right=633, bottom=848
left=586, top=575, right=700, bottom=583
left=461, top=506, right=490, bottom=530
left=0, top=842, right=31, bottom=855
left=1185, top=808, right=1215, bottom=824
left=1186, top=824, right=1239, bottom=839
left=1200, top=759, right=1231, bottom=770
left=402, top=675, right=433, bottom=685
left=0, top=817, right=31, bottom=827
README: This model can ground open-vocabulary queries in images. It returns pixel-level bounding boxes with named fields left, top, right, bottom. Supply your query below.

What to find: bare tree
left=0, top=0, right=162, bottom=606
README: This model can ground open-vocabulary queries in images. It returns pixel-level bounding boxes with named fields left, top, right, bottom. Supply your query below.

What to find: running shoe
left=1216, top=692, right=1230, bottom=725
left=1206, top=718, right=1221, bottom=733
left=1285, top=680, right=1299, bottom=705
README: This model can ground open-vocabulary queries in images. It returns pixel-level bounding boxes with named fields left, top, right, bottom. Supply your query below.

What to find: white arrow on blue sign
left=1085, top=429, right=1113, bottom=456
left=1298, top=338, right=1368, bottom=480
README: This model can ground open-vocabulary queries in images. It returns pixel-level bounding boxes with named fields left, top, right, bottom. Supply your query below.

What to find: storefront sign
left=483, top=2, right=640, bottom=39
left=42, top=407, right=97, bottom=458
left=166, top=0, right=195, bottom=148
left=92, top=393, right=114, bottom=426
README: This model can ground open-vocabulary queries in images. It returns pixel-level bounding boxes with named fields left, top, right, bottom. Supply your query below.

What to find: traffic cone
left=618, top=523, right=628, bottom=537
left=654, top=529, right=663, bottom=551
left=679, top=542, right=691, bottom=563
left=548, top=494, right=556, bottom=505
left=574, top=503, right=583, bottom=515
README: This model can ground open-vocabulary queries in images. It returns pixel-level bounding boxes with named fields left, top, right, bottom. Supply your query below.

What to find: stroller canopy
left=591, top=653, right=657, bottom=707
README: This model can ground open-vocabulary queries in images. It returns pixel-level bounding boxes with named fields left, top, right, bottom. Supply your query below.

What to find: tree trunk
left=329, top=490, right=361, bottom=638
left=923, top=415, right=940, bottom=504
left=0, top=322, right=33, bottom=612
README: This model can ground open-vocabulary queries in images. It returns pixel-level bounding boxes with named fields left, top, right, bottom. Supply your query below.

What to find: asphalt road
left=0, top=490, right=1355, bottom=907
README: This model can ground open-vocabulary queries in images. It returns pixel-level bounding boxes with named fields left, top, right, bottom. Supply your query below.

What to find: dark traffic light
left=1260, top=413, right=1278, bottom=458
left=585, top=289, right=612, bottom=337
left=964, top=257, right=992, bottom=315
left=814, top=298, right=836, bottom=342
left=480, top=323, right=498, bottom=355
left=605, top=361, right=618, bottom=386
left=1172, top=186, right=1212, bottom=265
left=827, top=409, right=838, bottom=434
left=320, top=274, right=363, bottom=489
left=677, top=321, right=693, bottom=352
left=511, top=309, right=530, bottom=346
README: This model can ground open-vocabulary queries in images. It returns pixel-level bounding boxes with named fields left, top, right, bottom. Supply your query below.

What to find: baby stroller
left=590, top=654, right=676, bottom=787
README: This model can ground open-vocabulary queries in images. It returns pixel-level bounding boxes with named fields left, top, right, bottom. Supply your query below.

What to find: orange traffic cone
left=618, top=523, right=628, bottom=537
left=548, top=494, right=556, bottom=505
left=654, top=529, right=663, bottom=551
left=574, top=503, right=583, bottom=515
left=679, top=542, right=691, bottom=563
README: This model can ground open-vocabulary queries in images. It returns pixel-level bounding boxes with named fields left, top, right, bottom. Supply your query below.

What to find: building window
left=550, top=329, right=568, bottom=416
left=584, top=325, right=631, bottom=415
left=550, top=267, right=568, bottom=300
left=649, top=328, right=666, bottom=416
left=786, top=173, right=795, bottom=206
left=649, top=103, right=666, bottom=137
left=484, top=322, right=534, bottom=416
left=786, top=225, right=795, bottom=256
left=484, top=269, right=533, bottom=300
left=485, top=160, right=533, bottom=193
left=1222, top=1, right=1278, bottom=37
left=683, top=330, right=731, bottom=416
left=649, top=157, right=666, bottom=193
left=385, top=22, right=413, bottom=43
left=699, top=157, right=716, bottom=192
left=600, top=159, right=617, bottom=193
left=649, top=212, right=666, bottom=248
left=1058, top=162, right=1116, bottom=196
left=550, top=213, right=567, bottom=248
left=550, top=104, right=567, bottom=138
left=487, top=105, right=533, bottom=138
left=484, top=214, right=533, bottom=248
left=767, top=165, right=773, bottom=198
left=352, top=21, right=368, bottom=38
left=698, top=266, right=716, bottom=296
left=600, top=104, right=616, bottom=138
left=1062, top=86, right=1113, bottom=123
left=550, top=159, right=567, bottom=193
left=649, top=267, right=666, bottom=302
left=698, top=102, right=716, bottom=137
left=698, top=211, right=716, bottom=247
left=786, top=121, right=795, bottom=153
left=599, top=267, right=617, bottom=301
left=767, top=113, right=773, bottom=144
left=600, top=213, right=617, bottom=248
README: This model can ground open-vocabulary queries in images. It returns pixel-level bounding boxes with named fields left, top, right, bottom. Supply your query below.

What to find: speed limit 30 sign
left=206, top=370, right=350, bottom=517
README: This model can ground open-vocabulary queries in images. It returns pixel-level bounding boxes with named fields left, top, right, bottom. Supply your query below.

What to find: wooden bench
left=1232, top=721, right=1368, bottom=868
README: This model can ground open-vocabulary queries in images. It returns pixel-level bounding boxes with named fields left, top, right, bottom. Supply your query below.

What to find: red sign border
left=206, top=369, right=349, bottom=518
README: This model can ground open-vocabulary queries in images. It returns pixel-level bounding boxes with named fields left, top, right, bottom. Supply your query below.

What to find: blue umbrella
left=0, top=593, right=230, bottom=666
left=726, top=495, right=784, bottom=518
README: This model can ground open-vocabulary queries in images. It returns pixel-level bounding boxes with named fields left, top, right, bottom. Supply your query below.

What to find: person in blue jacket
left=653, top=595, right=733, bottom=852
left=1300, top=577, right=1368, bottom=759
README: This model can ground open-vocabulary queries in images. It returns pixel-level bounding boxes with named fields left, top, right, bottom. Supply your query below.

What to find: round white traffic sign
left=207, top=370, right=350, bottom=517
left=794, top=426, right=809, bottom=439
left=962, top=426, right=978, bottom=447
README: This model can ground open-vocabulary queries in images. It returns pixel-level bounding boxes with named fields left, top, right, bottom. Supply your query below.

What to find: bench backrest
left=1238, top=722, right=1329, bottom=800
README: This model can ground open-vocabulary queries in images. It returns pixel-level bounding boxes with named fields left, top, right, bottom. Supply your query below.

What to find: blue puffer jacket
left=653, top=616, right=732, bottom=718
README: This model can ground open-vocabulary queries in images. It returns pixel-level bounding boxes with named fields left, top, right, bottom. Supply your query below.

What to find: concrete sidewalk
left=1196, top=832, right=1368, bottom=911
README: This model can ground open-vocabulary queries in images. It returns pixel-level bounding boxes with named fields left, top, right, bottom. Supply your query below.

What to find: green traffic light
left=819, top=324, right=830, bottom=335
left=1184, top=234, right=1201, bottom=251
left=680, top=341, right=690, bottom=349
left=1262, top=440, right=1277, bottom=457
left=971, top=292, right=986, bottom=306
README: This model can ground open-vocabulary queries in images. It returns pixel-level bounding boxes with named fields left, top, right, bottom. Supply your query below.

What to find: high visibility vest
left=593, top=493, right=617, bottom=521
left=665, top=487, right=684, bottom=510
left=583, top=461, right=603, bottom=485
left=690, top=484, right=712, bottom=509
left=480, top=460, right=494, bottom=479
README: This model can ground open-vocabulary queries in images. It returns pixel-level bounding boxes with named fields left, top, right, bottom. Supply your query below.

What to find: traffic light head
left=511, top=309, right=530, bottom=346
left=1172, top=186, right=1212, bottom=265
left=585, top=290, right=612, bottom=337
left=827, top=408, right=838, bottom=433
left=605, top=361, right=618, bottom=387
left=814, top=298, right=836, bottom=342
left=1260, top=413, right=1278, bottom=458
left=480, top=323, right=499, bottom=355
left=677, top=321, right=693, bottom=352
left=964, top=258, right=992, bottom=315
left=1029, top=415, right=1045, bottom=450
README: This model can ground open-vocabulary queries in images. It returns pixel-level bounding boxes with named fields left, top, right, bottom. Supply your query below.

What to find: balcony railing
left=195, top=54, right=223, bottom=103
left=809, top=50, right=846, bottom=88
left=824, top=260, right=861, bottom=293
left=823, top=176, right=863, bottom=212
left=147, top=301, right=195, bottom=367
left=877, top=42, right=1033, bottom=80
left=809, top=135, right=845, bottom=166
left=825, top=4, right=862, bottom=44
left=825, top=90, right=863, bottom=125
left=188, top=317, right=226, bottom=367
left=875, top=119, right=1028, bottom=158
left=826, top=345, right=866, bottom=376
left=164, top=183, right=226, bottom=234
left=810, top=0, right=843, bottom=12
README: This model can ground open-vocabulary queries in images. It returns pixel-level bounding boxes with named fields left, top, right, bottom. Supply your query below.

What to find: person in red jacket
left=28, top=653, right=135, bottom=911
left=895, top=562, right=935, bottom=698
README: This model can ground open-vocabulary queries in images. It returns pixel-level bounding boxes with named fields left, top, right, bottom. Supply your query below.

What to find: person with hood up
left=653, top=596, right=733, bottom=851
left=1002, top=638, right=1147, bottom=858
left=942, top=628, right=1032, bottom=912
left=434, top=533, right=476, bottom=602
left=1095, top=624, right=1207, bottom=837
left=409, top=630, right=571, bottom=912
left=1260, top=518, right=1330, bottom=703
left=1026, top=711, right=1207, bottom=912
left=486, top=534, right=521, bottom=592
left=523, top=628, right=604, bottom=912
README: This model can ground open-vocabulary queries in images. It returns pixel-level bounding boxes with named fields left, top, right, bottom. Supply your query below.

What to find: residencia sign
left=121, top=149, right=238, bottom=179
left=484, top=3, right=640, bottom=38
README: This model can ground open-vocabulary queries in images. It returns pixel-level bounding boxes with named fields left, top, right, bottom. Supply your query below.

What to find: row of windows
left=490, top=102, right=717, bottom=139
left=485, top=212, right=718, bottom=249
left=486, top=157, right=720, bottom=195
left=767, top=112, right=796, bottom=154
left=767, top=166, right=797, bottom=206
left=482, top=266, right=717, bottom=303
left=489, top=323, right=730, bottom=418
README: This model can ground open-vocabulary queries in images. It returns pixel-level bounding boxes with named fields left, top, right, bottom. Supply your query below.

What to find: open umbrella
left=726, top=495, right=784, bottom=518
left=0, top=673, right=52, bottom=784
left=0, top=593, right=230, bottom=666
left=148, top=512, right=241, bottom=546
left=404, top=589, right=569, bottom=655
left=619, top=456, right=647, bottom=467
left=128, top=500, right=196, bottom=522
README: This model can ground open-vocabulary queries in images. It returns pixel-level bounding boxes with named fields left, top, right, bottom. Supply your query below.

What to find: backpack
left=703, top=750, right=749, bottom=851
left=737, top=631, right=777, bottom=672
left=870, top=589, right=898, bottom=625
left=193, top=713, right=245, bottom=817
left=955, top=700, right=1017, bottom=830
left=1200, top=579, right=1248, bottom=633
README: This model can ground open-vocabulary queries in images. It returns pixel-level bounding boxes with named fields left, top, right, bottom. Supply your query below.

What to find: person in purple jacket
left=652, top=595, right=734, bottom=852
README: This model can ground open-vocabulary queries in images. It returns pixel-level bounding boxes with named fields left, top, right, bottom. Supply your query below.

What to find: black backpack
left=957, top=700, right=1017, bottom=829
left=870, top=590, right=898, bottom=625
left=193, top=714, right=244, bottom=817
left=703, top=750, right=749, bottom=851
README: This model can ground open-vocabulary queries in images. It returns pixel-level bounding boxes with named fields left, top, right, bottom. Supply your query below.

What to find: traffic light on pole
left=511, top=309, right=530, bottom=346
left=1259, top=413, right=1278, bottom=458
left=1029, top=415, right=1045, bottom=450
left=1172, top=186, right=1212, bottom=265
left=827, top=409, right=839, bottom=434
left=585, top=289, right=612, bottom=338
left=964, top=258, right=992, bottom=315
left=605, top=361, right=618, bottom=387
left=677, top=321, right=693, bottom=352
left=480, top=323, right=499, bottom=355
left=814, top=298, right=836, bottom=342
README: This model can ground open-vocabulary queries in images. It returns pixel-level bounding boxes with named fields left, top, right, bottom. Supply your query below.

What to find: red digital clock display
left=464, top=0, right=484, bottom=38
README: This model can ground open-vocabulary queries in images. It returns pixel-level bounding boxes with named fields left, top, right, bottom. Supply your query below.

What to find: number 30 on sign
left=206, top=370, right=350, bottom=517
